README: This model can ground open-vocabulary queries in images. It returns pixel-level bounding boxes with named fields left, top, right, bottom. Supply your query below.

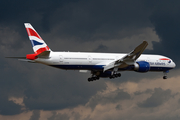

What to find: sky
left=1, top=0, right=180, bottom=120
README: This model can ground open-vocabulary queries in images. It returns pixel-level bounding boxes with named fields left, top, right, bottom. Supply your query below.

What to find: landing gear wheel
left=88, top=76, right=100, bottom=82
left=163, top=71, right=169, bottom=80
left=88, top=78, right=92, bottom=82
left=109, top=73, right=121, bottom=79
left=118, top=73, right=121, bottom=77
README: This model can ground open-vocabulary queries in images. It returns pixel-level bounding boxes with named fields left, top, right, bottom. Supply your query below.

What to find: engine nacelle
left=134, top=61, right=150, bottom=72
left=26, top=54, right=38, bottom=60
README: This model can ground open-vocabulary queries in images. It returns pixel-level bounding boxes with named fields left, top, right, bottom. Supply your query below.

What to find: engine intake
left=134, top=61, right=150, bottom=72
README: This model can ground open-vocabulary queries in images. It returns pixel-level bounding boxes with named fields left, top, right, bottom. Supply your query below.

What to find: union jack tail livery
left=24, top=23, right=51, bottom=55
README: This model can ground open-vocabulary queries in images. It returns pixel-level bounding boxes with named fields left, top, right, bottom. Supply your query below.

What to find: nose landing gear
left=163, top=71, right=169, bottom=79
left=163, top=76, right=167, bottom=79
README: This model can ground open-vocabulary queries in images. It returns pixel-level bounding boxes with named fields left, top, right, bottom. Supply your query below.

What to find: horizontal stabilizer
left=18, top=59, right=36, bottom=63
left=6, top=57, right=26, bottom=59
left=6, top=57, right=35, bottom=63
left=37, top=51, right=50, bottom=58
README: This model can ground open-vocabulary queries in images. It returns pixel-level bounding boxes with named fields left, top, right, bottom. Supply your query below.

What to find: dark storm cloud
left=115, top=104, right=122, bottom=110
left=22, top=68, right=106, bottom=110
left=87, top=89, right=130, bottom=110
left=49, top=0, right=154, bottom=42
left=1, top=0, right=180, bottom=117
left=1, top=0, right=154, bottom=43
left=134, top=89, right=153, bottom=95
left=1, top=0, right=150, bottom=115
left=0, top=97, right=22, bottom=115
left=0, top=0, right=77, bottom=24
left=0, top=57, right=29, bottom=115
left=29, top=110, right=40, bottom=120
left=93, top=44, right=108, bottom=52
left=137, top=88, right=172, bottom=108
left=146, top=0, right=180, bottom=66
left=47, top=112, right=70, bottom=120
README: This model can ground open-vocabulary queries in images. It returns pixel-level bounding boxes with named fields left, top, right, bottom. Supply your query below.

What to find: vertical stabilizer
left=24, top=23, right=51, bottom=54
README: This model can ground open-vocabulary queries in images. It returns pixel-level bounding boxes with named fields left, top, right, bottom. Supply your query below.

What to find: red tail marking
left=26, top=54, right=38, bottom=60
left=26, top=28, right=43, bottom=40
left=35, top=46, right=50, bottom=54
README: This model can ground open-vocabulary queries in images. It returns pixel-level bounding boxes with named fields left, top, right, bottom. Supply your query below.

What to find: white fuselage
left=34, top=52, right=176, bottom=72
left=22, top=23, right=176, bottom=80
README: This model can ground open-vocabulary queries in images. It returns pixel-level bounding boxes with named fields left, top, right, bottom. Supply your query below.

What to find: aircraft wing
left=103, top=41, right=148, bottom=71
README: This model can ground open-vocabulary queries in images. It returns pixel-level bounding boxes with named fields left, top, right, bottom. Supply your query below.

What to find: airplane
left=8, top=23, right=176, bottom=82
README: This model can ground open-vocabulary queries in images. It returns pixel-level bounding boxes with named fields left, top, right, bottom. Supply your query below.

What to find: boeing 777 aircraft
left=8, top=23, right=176, bottom=82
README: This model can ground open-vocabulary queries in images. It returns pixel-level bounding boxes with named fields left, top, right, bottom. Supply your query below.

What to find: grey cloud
left=22, top=68, right=106, bottom=110
left=137, top=88, right=172, bottom=108
left=29, top=110, right=40, bottom=120
left=1, top=0, right=180, bottom=118
left=115, top=104, right=122, bottom=110
left=0, top=97, right=22, bottom=115
left=1, top=55, right=106, bottom=114
left=93, top=44, right=108, bottom=52
left=1, top=0, right=154, bottom=43
left=0, top=57, right=28, bottom=115
left=146, top=0, right=180, bottom=67
left=178, top=98, right=180, bottom=104
left=49, top=0, right=154, bottom=42
left=47, top=112, right=70, bottom=120
left=134, top=89, right=153, bottom=95
left=87, top=89, right=130, bottom=110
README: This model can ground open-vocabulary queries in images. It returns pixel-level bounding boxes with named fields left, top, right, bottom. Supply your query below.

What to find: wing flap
left=103, top=41, right=148, bottom=72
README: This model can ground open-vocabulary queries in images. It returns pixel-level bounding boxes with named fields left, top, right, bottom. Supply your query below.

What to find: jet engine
left=134, top=61, right=150, bottom=72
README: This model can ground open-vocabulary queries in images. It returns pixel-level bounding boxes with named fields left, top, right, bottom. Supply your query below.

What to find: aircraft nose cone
left=172, top=62, right=176, bottom=68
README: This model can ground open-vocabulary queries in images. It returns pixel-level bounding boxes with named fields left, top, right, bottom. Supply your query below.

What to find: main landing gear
left=88, top=75, right=100, bottom=82
left=109, top=73, right=121, bottom=79
left=87, top=73, right=122, bottom=82
left=163, top=71, right=169, bottom=79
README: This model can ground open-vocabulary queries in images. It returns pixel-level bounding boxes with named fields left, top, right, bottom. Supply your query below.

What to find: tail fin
left=24, top=23, right=51, bottom=55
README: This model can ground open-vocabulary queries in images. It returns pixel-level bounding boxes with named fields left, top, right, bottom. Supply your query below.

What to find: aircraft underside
left=50, top=64, right=173, bottom=81
left=50, top=64, right=172, bottom=71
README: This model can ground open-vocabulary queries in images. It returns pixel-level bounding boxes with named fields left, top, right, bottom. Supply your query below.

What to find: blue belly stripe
left=149, top=67, right=173, bottom=71
left=50, top=65, right=173, bottom=71
left=50, top=65, right=104, bottom=70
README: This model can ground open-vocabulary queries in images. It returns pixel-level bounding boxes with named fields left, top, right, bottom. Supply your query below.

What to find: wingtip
left=143, top=40, right=147, bottom=43
left=143, top=40, right=148, bottom=43
left=143, top=41, right=148, bottom=45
